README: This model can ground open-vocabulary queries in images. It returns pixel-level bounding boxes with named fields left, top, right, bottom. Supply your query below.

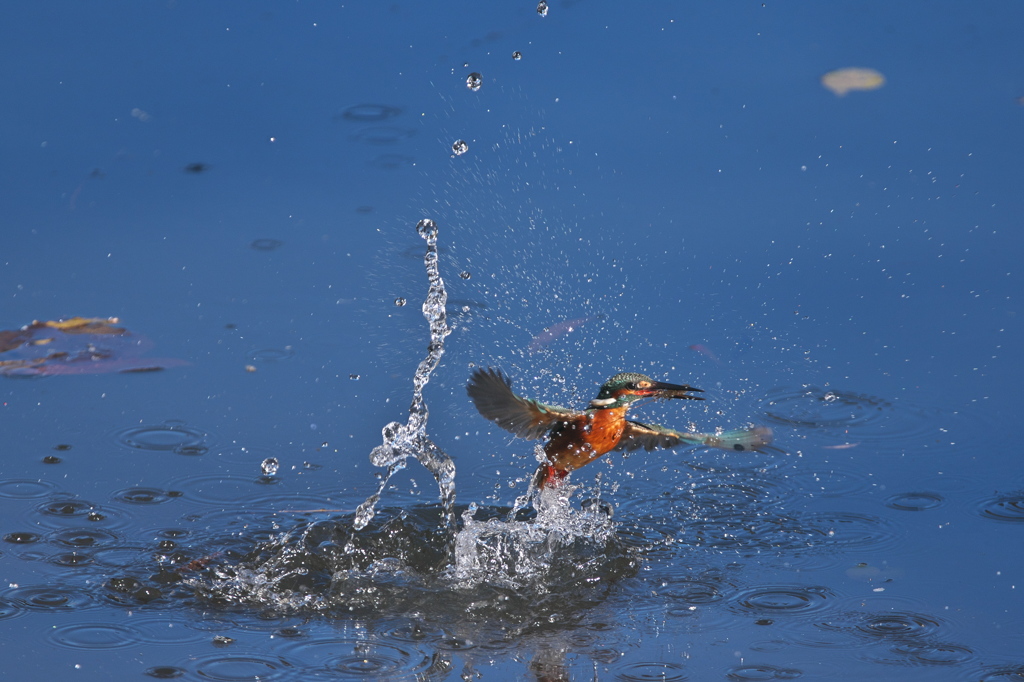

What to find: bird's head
left=589, top=372, right=704, bottom=409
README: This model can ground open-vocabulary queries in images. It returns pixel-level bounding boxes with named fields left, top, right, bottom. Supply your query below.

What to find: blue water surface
left=2, top=2, right=1023, bottom=680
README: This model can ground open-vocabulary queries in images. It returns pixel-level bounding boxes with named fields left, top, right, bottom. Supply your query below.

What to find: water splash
left=450, top=484, right=622, bottom=591
left=193, top=217, right=637, bottom=617
left=353, top=218, right=455, bottom=533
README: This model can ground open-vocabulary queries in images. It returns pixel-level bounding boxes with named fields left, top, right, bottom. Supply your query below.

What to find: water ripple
left=786, top=469, right=872, bottom=498
left=682, top=446, right=788, bottom=474
left=130, top=616, right=209, bottom=646
left=47, top=527, right=122, bottom=548
left=49, top=622, right=138, bottom=650
left=976, top=664, right=1024, bottom=681
left=337, top=103, right=403, bottom=122
left=373, top=619, right=445, bottom=645
left=32, top=496, right=128, bottom=529
left=886, top=491, right=944, bottom=512
left=853, top=611, right=942, bottom=639
left=871, top=640, right=974, bottom=667
left=726, top=664, right=803, bottom=680
left=976, top=492, right=1024, bottom=523
left=5, top=584, right=95, bottom=611
left=49, top=551, right=94, bottom=567
left=114, top=421, right=210, bottom=454
left=677, top=512, right=833, bottom=555
left=678, top=479, right=789, bottom=510
left=0, top=478, right=57, bottom=499
left=662, top=577, right=734, bottom=605
left=760, top=386, right=936, bottom=445
left=274, top=638, right=443, bottom=679
left=613, top=661, right=688, bottom=681
left=190, top=653, right=297, bottom=681
left=731, top=585, right=835, bottom=617
left=168, top=474, right=266, bottom=505
left=798, top=511, right=899, bottom=550
left=352, top=126, right=416, bottom=146
left=112, top=487, right=183, bottom=505
left=0, top=597, right=25, bottom=621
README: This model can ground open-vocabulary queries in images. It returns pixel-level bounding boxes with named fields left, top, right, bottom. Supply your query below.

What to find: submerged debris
left=528, top=314, right=604, bottom=353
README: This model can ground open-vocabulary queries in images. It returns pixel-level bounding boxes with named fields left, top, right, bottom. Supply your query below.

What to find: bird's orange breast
left=543, top=407, right=628, bottom=473
left=586, top=406, right=629, bottom=454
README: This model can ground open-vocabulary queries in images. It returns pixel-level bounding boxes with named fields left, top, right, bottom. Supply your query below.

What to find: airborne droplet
left=395, top=298, right=407, bottom=307
left=260, top=457, right=279, bottom=476
left=536, top=0, right=548, bottom=16
left=416, top=218, right=437, bottom=239
left=466, top=72, right=482, bottom=91
left=512, top=51, right=522, bottom=61
left=452, top=140, right=469, bottom=156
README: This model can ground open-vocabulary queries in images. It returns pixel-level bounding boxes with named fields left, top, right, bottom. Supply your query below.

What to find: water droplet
left=466, top=72, right=482, bottom=91
left=536, top=0, right=548, bottom=16
left=452, top=140, right=468, bottom=156
left=349, top=374, right=360, bottom=380
left=395, top=298, right=406, bottom=307
left=260, top=458, right=279, bottom=476
left=512, top=51, right=522, bottom=60
left=459, top=271, right=471, bottom=280
left=415, top=219, right=437, bottom=239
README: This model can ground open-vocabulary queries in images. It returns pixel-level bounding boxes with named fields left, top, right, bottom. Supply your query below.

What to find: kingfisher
left=467, top=367, right=773, bottom=488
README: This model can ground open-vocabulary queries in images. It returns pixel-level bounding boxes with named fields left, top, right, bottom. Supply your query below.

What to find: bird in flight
left=467, top=367, right=772, bottom=488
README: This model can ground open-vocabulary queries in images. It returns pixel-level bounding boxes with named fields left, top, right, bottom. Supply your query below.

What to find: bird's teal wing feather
left=616, top=421, right=773, bottom=453
left=467, top=367, right=581, bottom=440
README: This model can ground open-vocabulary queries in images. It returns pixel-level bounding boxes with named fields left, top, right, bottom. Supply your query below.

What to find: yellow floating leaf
left=36, top=317, right=124, bottom=334
left=821, top=67, right=885, bottom=97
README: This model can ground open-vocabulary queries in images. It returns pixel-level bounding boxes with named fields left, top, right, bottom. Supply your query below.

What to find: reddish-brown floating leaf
left=0, top=317, right=187, bottom=377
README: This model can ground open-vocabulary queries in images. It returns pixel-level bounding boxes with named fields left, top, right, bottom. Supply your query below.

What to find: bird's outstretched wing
left=616, top=421, right=773, bottom=453
left=467, top=367, right=582, bottom=440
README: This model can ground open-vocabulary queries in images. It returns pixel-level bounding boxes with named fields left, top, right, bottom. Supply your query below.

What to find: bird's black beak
left=647, top=381, right=705, bottom=401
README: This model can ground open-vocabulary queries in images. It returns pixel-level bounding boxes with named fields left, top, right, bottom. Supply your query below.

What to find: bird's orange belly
left=544, top=407, right=627, bottom=473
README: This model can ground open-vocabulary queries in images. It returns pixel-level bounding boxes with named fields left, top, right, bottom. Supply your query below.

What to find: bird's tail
left=690, top=426, right=773, bottom=452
